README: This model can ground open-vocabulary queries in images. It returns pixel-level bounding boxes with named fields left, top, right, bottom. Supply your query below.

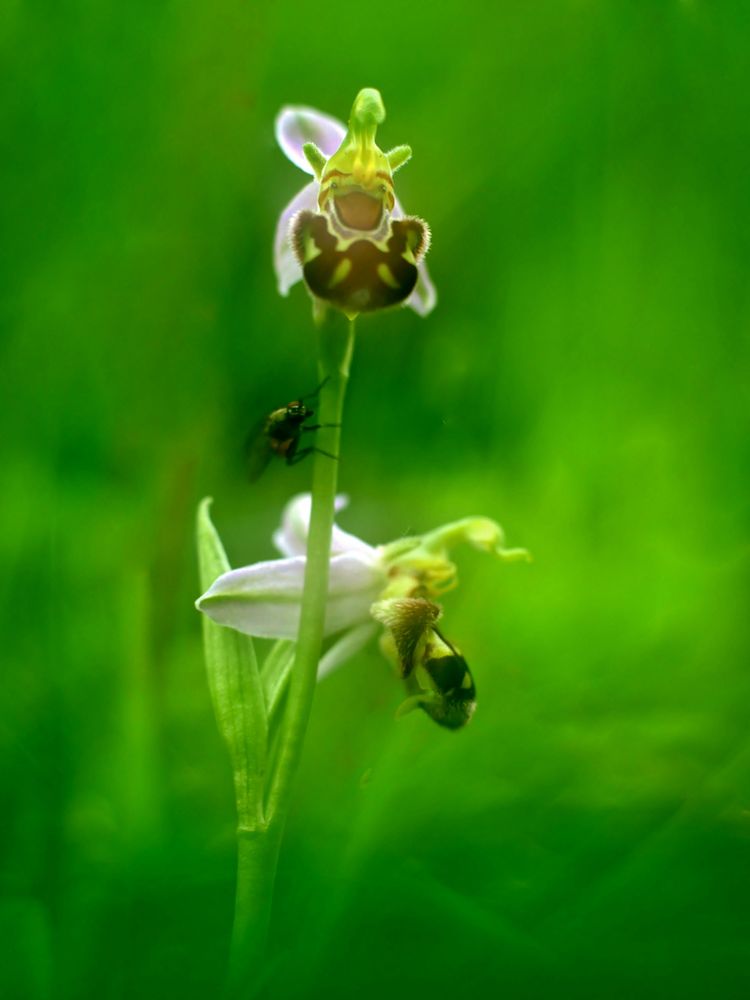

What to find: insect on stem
left=246, top=378, right=339, bottom=480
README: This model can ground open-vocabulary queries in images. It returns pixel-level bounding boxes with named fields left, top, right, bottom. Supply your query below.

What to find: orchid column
left=196, top=88, right=434, bottom=997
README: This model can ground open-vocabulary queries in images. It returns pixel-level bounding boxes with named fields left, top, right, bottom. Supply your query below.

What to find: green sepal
left=302, top=141, right=327, bottom=179
left=196, top=498, right=268, bottom=831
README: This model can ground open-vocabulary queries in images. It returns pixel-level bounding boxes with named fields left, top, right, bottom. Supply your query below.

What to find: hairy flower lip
left=274, top=103, right=436, bottom=316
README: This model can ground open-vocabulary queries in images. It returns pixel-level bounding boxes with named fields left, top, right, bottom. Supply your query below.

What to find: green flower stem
left=226, top=826, right=283, bottom=996
left=266, top=316, right=356, bottom=823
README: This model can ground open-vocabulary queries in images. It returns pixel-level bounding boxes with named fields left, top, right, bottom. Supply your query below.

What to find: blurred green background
left=2, top=1, right=749, bottom=997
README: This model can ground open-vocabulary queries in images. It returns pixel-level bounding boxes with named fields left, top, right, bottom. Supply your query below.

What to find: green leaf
left=196, top=498, right=268, bottom=830
left=261, top=639, right=296, bottom=725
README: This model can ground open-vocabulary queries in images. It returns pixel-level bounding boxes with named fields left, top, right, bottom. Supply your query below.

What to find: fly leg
left=299, top=375, right=331, bottom=402
left=286, top=447, right=339, bottom=466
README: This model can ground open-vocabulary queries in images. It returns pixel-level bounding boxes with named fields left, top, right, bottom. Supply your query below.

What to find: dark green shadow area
left=1, top=1, right=749, bottom=997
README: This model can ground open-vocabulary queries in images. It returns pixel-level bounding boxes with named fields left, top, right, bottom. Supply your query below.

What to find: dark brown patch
left=293, top=212, right=425, bottom=314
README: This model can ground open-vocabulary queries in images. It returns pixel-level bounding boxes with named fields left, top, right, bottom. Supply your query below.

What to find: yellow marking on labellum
left=328, top=257, right=352, bottom=289
left=461, top=672, right=474, bottom=689
left=303, top=239, right=322, bottom=265
left=377, top=263, right=399, bottom=289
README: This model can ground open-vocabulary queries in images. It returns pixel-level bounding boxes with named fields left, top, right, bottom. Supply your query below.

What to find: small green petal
left=386, top=144, right=412, bottom=172
left=302, top=141, right=327, bottom=179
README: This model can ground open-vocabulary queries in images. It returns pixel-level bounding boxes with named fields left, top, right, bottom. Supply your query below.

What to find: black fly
left=246, top=377, right=338, bottom=481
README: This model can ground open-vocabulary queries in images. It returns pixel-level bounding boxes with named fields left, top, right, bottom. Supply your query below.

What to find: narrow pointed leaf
left=196, top=498, right=268, bottom=830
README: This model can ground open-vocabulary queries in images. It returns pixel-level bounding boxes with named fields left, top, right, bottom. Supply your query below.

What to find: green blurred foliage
left=2, top=1, right=749, bottom=997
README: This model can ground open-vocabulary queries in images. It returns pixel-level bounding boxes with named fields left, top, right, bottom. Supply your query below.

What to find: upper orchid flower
left=274, top=88, right=436, bottom=319
left=196, top=495, right=528, bottom=727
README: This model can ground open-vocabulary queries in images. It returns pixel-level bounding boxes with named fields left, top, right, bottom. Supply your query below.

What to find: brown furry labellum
left=291, top=210, right=430, bottom=316
left=372, top=598, right=477, bottom=730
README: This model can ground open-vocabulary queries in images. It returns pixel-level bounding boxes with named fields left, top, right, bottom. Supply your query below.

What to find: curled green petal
left=420, top=516, right=531, bottom=562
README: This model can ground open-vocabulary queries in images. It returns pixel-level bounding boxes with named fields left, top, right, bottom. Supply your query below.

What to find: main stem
left=226, top=826, right=283, bottom=996
left=226, top=318, right=355, bottom=998
left=267, top=316, right=356, bottom=819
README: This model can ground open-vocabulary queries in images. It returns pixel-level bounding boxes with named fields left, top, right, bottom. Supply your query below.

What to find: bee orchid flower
left=274, top=89, right=437, bottom=319
left=196, top=495, right=528, bottom=724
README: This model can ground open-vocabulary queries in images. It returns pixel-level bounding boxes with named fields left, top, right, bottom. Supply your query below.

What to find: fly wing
left=245, top=417, right=274, bottom=482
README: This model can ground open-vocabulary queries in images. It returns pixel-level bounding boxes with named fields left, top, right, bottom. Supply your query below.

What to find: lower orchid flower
left=274, top=89, right=437, bottom=319
left=196, top=494, right=528, bottom=727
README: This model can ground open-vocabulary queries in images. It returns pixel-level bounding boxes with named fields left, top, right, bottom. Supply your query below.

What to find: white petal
left=273, top=493, right=379, bottom=561
left=331, top=515, right=380, bottom=559
left=275, top=106, right=347, bottom=174
left=318, top=622, right=379, bottom=680
left=405, top=262, right=437, bottom=316
left=196, top=557, right=305, bottom=638
left=196, top=553, right=384, bottom=639
left=274, top=181, right=319, bottom=296
left=273, top=493, right=320, bottom=556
